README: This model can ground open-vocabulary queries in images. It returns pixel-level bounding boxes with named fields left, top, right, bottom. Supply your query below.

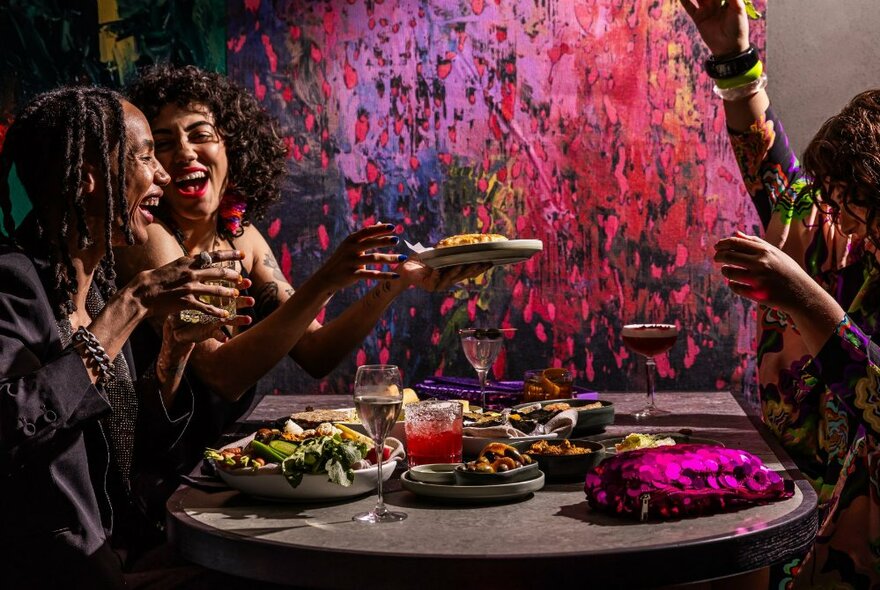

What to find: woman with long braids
left=0, top=87, right=251, bottom=588
left=119, top=65, right=487, bottom=478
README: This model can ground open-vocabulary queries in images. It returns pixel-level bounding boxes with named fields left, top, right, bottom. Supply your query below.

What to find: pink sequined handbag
left=584, top=444, right=794, bottom=521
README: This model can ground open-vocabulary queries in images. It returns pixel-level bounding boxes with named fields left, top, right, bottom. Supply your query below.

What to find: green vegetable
left=250, top=440, right=288, bottom=464
left=268, top=439, right=299, bottom=457
left=281, top=434, right=368, bottom=489
left=721, top=0, right=761, bottom=19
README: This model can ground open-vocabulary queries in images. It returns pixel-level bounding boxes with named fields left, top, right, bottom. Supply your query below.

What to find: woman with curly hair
left=0, top=86, right=250, bottom=588
left=118, top=65, right=485, bottom=477
left=681, top=0, right=880, bottom=585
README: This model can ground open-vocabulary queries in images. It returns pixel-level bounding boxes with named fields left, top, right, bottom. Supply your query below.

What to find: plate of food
left=400, top=470, right=544, bottom=502
left=460, top=404, right=577, bottom=457
left=512, top=399, right=614, bottom=437
left=596, top=431, right=724, bottom=455
left=206, top=423, right=404, bottom=502
left=283, top=388, right=421, bottom=442
left=454, top=442, right=540, bottom=485
left=407, top=234, right=543, bottom=269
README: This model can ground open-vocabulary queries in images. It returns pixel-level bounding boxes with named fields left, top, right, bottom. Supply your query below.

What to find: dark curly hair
left=801, top=89, right=880, bottom=241
left=126, top=64, right=287, bottom=239
left=0, top=86, right=130, bottom=319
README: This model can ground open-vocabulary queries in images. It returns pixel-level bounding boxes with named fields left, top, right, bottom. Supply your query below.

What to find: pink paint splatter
left=355, top=111, right=369, bottom=143
left=317, top=225, right=330, bottom=251
left=344, top=59, right=358, bottom=89
left=260, top=34, right=277, bottom=72
left=252, top=73, right=266, bottom=101
left=267, top=218, right=281, bottom=238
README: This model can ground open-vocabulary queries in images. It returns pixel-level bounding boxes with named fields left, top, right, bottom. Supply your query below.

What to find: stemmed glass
left=458, top=328, right=516, bottom=410
left=352, top=364, right=407, bottom=523
left=622, top=324, right=680, bottom=419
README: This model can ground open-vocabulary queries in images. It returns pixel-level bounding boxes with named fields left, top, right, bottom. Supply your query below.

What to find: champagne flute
left=458, top=328, right=516, bottom=410
left=352, top=364, right=406, bottom=523
left=622, top=323, right=680, bottom=419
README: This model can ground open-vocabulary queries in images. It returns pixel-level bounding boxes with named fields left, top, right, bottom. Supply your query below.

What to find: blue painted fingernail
left=398, top=254, right=408, bottom=262
left=391, top=236, right=400, bottom=244
left=386, top=223, right=395, bottom=230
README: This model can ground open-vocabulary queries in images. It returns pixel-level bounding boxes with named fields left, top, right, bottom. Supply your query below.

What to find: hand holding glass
left=352, top=364, right=407, bottom=523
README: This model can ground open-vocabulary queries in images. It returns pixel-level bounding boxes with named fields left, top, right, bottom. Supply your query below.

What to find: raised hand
left=126, top=249, right=244, bottom=320
left=679, top=0, right=751, bottom=57
left=312, top=223, right=406, bottom=292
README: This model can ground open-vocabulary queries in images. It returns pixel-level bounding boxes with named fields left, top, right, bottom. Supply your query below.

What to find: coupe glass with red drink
left=622, top=323, right=679, bottom=418
left=404, top=400, right=463, bottom=467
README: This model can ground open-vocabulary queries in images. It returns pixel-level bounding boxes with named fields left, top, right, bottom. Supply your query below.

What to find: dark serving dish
left=453, top=460, right=541, bottom=486
left=513, top=439, right=605, bottom=482
left=512, top=399, right=615, bottom=437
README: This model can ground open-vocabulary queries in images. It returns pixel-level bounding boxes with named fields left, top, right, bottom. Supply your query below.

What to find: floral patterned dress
left=730, top=107, right=880, bottom=588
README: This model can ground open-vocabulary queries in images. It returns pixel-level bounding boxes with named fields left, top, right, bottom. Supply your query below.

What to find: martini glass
left=622, top=324, right=679, bottom=419
left=352, top=364, right=406, bottom=523
left=458, top=328, right=516, bottom=410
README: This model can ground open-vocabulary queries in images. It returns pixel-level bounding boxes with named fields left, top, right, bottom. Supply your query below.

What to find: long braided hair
left=0, top=86, right=134, bottom=319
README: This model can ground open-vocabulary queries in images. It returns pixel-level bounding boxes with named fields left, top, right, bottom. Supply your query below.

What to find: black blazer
left=0, top=240, right=193, bottom=587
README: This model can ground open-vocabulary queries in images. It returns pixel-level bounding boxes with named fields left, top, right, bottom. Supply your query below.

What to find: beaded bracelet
left=713, top=72, right=768, bottom=102
left=72, top=326, right=116, bottom=385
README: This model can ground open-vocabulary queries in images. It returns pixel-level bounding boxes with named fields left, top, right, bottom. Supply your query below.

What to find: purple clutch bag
left=413, top=376, right=597, bottom=409
left=584, top=444, right=794, bottom=521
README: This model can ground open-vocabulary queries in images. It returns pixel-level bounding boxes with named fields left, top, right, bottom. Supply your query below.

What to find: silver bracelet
left=713, top=72, right=768, bottom=101
left=72, top=326, right=116, bottom=385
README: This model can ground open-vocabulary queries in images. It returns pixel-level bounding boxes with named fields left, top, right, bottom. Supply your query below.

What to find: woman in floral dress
left=681, top=0, right=880, bottom=587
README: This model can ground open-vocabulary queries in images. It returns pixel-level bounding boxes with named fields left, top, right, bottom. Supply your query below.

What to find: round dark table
left=167, top=392, right=817, bottom=589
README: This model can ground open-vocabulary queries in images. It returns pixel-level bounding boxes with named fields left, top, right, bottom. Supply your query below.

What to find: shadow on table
left=613, top=413, right=757, bottom=430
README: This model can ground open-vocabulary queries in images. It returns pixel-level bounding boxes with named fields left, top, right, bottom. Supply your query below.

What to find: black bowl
left=513, top=439, right=605, bottom=482
left=453, top=460, right=540, bottom=486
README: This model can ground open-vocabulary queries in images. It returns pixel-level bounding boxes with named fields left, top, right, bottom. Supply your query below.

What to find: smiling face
left=118, top=100, right=170, bottom=246
left=150, top=102, right=229, bottom=227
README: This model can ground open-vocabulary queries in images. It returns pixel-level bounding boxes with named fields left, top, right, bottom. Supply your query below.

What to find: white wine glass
left=458, top=328, right=516, bottom=410
left=622, top=324, right=679, bottom=419
left=352, top=364, right=406, bottom=523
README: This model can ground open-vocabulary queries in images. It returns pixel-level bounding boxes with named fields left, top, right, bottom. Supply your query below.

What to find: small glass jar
left=523, top=368, right=573, bottom=402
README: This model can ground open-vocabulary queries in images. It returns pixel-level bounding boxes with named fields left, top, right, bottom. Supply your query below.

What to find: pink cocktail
left=404, top=401, right=463, bottom=467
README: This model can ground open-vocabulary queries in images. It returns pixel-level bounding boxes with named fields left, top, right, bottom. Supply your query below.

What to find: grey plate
left=593, top=432, right=724, bottom=455
left=400, top=470, right=545, bottom=502
left=414, top=239, right=543, bottom=269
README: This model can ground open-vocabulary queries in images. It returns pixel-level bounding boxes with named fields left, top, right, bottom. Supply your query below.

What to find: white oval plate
left=216, top=436, right=404, bottom=502
left=400, top=470, right=544, bottom=502
left=414, top=239, right=543, bottom=269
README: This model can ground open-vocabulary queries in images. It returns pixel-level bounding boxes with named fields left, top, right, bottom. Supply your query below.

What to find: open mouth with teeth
left=137, top=195, right=162, bottom=223
left=174, top=170, right=209, bottom=198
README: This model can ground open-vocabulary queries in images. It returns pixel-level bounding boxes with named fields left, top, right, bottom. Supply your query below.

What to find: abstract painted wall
left=0, top=0, right=765, bottom=394
left=228, top=0, right=765, bottom=394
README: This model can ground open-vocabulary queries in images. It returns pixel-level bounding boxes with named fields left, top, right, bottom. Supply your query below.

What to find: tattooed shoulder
left=261, top=251, right=288, bottom=284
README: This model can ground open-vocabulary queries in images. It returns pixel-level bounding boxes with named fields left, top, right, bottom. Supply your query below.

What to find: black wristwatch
left=704, top=45, right=760, bottom=79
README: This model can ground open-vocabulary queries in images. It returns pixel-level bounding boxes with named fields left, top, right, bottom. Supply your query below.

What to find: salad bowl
left=215, top=435, right=404, bottom=502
